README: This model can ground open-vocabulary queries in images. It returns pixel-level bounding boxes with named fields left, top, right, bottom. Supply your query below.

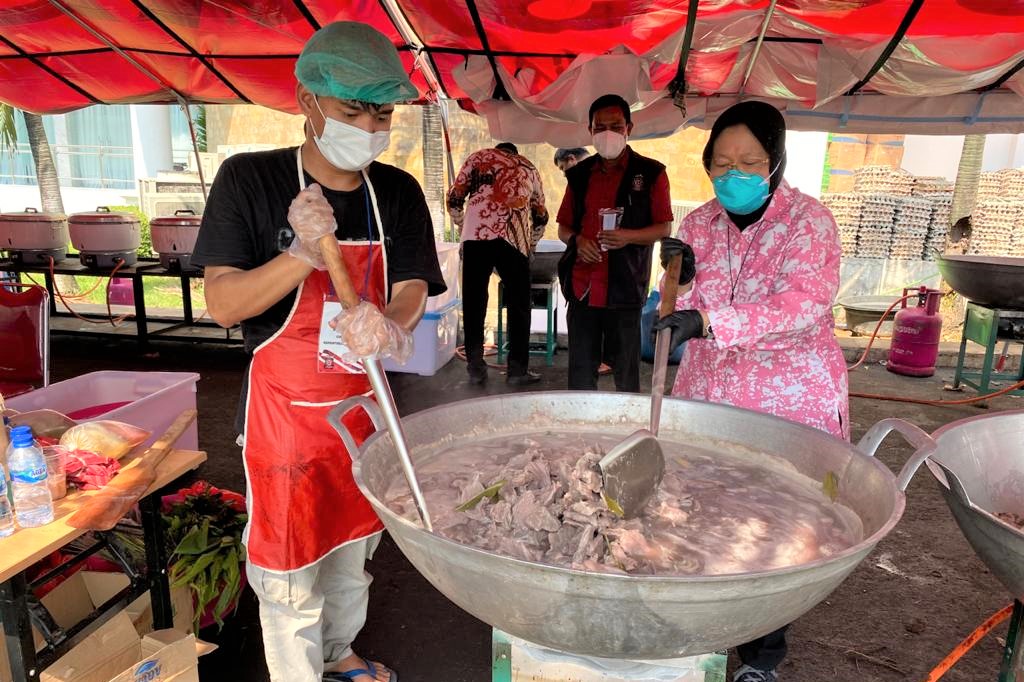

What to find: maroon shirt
left=557, top=149, right=672, bottom=307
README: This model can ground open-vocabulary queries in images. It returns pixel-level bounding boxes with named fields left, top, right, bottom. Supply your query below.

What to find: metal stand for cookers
left=491, top=630, right=727, bottom=682
left=1001, top=601, right=1023, bottom=682
left=952, top=303, right=1024, bottom=398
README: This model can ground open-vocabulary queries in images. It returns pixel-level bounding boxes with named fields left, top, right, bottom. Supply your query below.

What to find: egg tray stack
left=856, top=194, right=898, bottom=259
left=968, top=199, right=1024, bottom=256
left=924, top=193, right=954, bottom=260
left=891, top=196, right=934, bottom=260
left=821, top=193, right=863, bottom=257
left=978, top=169, right=1024, bottom=201
left=853, top=166, right=914, bottom=196
left=912, top=176, right=954, bottom=196
left=1010, top=211, right=1024, bottom=258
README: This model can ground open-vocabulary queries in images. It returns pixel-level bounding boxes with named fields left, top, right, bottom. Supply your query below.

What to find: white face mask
left=592, top=130, right=627, bottom=160
left=313, top=96, right=391, bottom=171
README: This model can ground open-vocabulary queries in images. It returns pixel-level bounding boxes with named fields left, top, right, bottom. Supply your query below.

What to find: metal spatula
left=598, top=253, right=682, bottom=518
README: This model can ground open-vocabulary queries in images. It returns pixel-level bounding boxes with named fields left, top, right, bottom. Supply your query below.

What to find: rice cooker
left=0, top=208, right=69, bottom=264
left=68, top=206, right=141, bottom=269
left=151, top=209, right=202, bottom=272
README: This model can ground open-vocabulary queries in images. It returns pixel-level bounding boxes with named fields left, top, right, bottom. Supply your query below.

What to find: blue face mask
left=712, top=167, right=775, bottom=215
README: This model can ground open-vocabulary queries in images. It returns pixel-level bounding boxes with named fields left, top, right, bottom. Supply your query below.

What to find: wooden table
left=0, top=449, right=206, bottom=681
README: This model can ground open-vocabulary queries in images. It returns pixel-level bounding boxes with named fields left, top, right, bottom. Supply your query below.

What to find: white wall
left=901, top=135, right=965, bottom=180
left=0, top=185, right=136, bottom=214
left=783, top=130, right=829, bottom=198
left=983, top=134, right=1024, bottom=171
left=902, top=133, right=1024, bottom=180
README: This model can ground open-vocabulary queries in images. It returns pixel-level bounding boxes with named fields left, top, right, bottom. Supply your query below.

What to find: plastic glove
left=659, top=237, right=696, bottom=285
left=287, top=184, right=337, bottom=269
left=651, top=309, right=704, bottom=352
left=328, top=300, right=414, bottom=363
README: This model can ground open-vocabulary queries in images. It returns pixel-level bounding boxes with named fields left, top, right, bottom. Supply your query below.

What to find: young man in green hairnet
left=192, top=21, right=446, bottom=682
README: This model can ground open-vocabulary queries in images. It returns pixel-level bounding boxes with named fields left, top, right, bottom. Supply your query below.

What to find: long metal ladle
left=319, top=235, right=433, bottom=531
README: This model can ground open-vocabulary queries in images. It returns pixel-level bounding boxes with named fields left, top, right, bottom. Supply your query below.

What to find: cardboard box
left=39, top=612, right=213, bottom=682
left=1, top=572, right=191, bottom=682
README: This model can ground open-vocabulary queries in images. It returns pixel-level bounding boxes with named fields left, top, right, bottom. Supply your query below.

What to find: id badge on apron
left=317, top=292, right=365, bottom=374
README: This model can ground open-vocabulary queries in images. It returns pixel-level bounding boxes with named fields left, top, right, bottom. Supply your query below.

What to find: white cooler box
left=6, top=371, right=200, bottom=451
left=383, top=299, right=460, bottom=376
left=426, top=242, right=460, bottom=312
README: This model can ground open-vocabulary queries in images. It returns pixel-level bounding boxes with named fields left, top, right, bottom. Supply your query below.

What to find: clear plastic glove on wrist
left=287, top=183, right=337, bottom=269
left=329, top=300, right=414, bottom=363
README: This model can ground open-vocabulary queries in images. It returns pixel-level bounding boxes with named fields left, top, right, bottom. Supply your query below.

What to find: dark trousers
left=737, top=626, right=788, bottom=671
left=567, top=300, right=641, bottom=392
left=462, top=239, right=532, bottom=376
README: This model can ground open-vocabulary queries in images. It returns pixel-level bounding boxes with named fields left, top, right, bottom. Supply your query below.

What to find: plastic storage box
left=7, top=371, right=200, bottom=451
left=383, top=299, right=460, bottom=376
left=426, top=242, right=460, bottom=312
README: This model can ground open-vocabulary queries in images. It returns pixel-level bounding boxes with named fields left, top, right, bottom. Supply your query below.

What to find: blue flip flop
left=323, top=660, right=398, bottom=682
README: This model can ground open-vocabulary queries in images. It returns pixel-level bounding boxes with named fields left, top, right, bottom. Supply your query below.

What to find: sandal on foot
left=323, top=660, right=398, bottom=682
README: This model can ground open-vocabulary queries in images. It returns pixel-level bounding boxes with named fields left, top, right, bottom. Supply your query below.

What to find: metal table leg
left=180, top=275, right=193, bottom=324
left=140, top=493, right=173, bottom=630
left=131, top=272, right=149, bottom=348
left=1, top=575, right=39, bottom=682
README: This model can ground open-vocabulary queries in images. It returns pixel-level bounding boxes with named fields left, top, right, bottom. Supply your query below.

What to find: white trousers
left=247, top=534, right=381, bottom=682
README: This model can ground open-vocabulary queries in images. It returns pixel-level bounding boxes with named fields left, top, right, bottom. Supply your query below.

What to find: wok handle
left=856, top=418, right=938, bottom=492
left=327, top=396, right=386, bottom=460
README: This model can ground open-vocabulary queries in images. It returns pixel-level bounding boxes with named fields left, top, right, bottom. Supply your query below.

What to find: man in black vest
left=556, top=94, right=673, bottom=391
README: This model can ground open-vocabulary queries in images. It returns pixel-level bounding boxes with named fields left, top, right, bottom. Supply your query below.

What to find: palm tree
left=0, top=105, right=66, bottom=215
left=1, top=103, right=77, bottom=290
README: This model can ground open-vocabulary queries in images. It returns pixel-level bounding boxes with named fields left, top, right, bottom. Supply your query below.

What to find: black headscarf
left=702, top=101, right=787, bottom=229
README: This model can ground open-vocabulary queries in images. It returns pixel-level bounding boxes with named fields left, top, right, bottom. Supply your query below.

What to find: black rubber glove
left=659, top=237, right=696, bottom=285
left=651, top=309, right=704, bottom=352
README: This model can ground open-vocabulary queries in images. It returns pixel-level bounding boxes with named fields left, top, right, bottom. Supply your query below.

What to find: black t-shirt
left=192, top=147, right=447, bottom=353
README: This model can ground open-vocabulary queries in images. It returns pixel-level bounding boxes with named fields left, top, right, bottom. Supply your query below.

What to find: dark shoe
left=733, top=665, right=778, bottom=682
left=467, top=364, right=488, bottom=385
left=506, top=371, right=541, bottom=386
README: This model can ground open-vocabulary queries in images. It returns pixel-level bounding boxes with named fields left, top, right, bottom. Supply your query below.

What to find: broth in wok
left=385, top=431, right=862, bottom=576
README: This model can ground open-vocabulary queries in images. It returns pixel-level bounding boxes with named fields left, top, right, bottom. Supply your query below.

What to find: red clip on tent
left=1, top=1, right=1023, bottom=142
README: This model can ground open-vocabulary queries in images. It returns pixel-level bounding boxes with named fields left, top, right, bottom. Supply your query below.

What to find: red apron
left=242, top=153, right=388, bottom=572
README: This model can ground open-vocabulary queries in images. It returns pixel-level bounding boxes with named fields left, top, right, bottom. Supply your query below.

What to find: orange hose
left=42, top=257, right=104, bottom=299
left=48, top=256, right=130, bottom=326
left=852, top=378, right=1024, bottom=406
left=922, top=603, right=1014, bottom=681
left=846, top=292, right=919, bottom=372
left=103, top=259, right=130, bottom=327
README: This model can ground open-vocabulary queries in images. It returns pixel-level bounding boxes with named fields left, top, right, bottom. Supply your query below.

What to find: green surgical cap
left=295, top=22, right=417, bottom=104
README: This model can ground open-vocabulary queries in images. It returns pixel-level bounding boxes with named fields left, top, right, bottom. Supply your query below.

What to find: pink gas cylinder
left=887, top=286, right=944, bottom=377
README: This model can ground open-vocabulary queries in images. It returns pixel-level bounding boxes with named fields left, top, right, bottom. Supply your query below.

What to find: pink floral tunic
left=669, top=180, right=850, bottom=441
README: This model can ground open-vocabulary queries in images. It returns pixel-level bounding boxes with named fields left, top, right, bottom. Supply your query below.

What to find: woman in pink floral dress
left=653, top=101, right=849, bottom=682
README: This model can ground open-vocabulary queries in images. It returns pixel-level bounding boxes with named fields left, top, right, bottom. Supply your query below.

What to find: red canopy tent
left=1, top=1, right=1023, bottom=142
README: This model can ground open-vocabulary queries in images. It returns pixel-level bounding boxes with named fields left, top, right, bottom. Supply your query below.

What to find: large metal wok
left=868, top=411, right=1024, bottom=599
left=937, top=255, right=1024, bottom=309
left=330, top=392, right=930, bottom=659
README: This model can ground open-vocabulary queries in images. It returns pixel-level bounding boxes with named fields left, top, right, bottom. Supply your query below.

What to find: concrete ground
left=47, top=334, right=1023, bottom=682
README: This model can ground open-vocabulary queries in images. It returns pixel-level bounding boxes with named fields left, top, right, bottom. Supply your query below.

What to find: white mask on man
left=313, top=96, right=390, bottom=171
left=592, top=130, right=627, bottom=160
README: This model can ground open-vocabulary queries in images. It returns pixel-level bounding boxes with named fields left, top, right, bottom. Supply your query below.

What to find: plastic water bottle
left=7, top=425, right=54, bottom=528
left=0, top=465, right=14, bottom=537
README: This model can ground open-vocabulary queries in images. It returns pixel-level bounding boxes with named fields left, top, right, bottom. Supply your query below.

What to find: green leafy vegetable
left=823, top=471, right=840, bottom=503
left=455, top=480, right=506, bottom=512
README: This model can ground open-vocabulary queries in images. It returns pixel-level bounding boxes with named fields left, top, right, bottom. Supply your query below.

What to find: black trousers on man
left=738, top=626, right=788, bottom=672
left=567, top=299, right=641, bottom=392
left=462, top=238, right=532, bottom=377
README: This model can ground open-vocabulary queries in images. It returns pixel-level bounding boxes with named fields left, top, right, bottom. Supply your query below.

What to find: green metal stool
left=496, top=280, right=557, bottom=367
left=952, top=303, right=1024, bottom=398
